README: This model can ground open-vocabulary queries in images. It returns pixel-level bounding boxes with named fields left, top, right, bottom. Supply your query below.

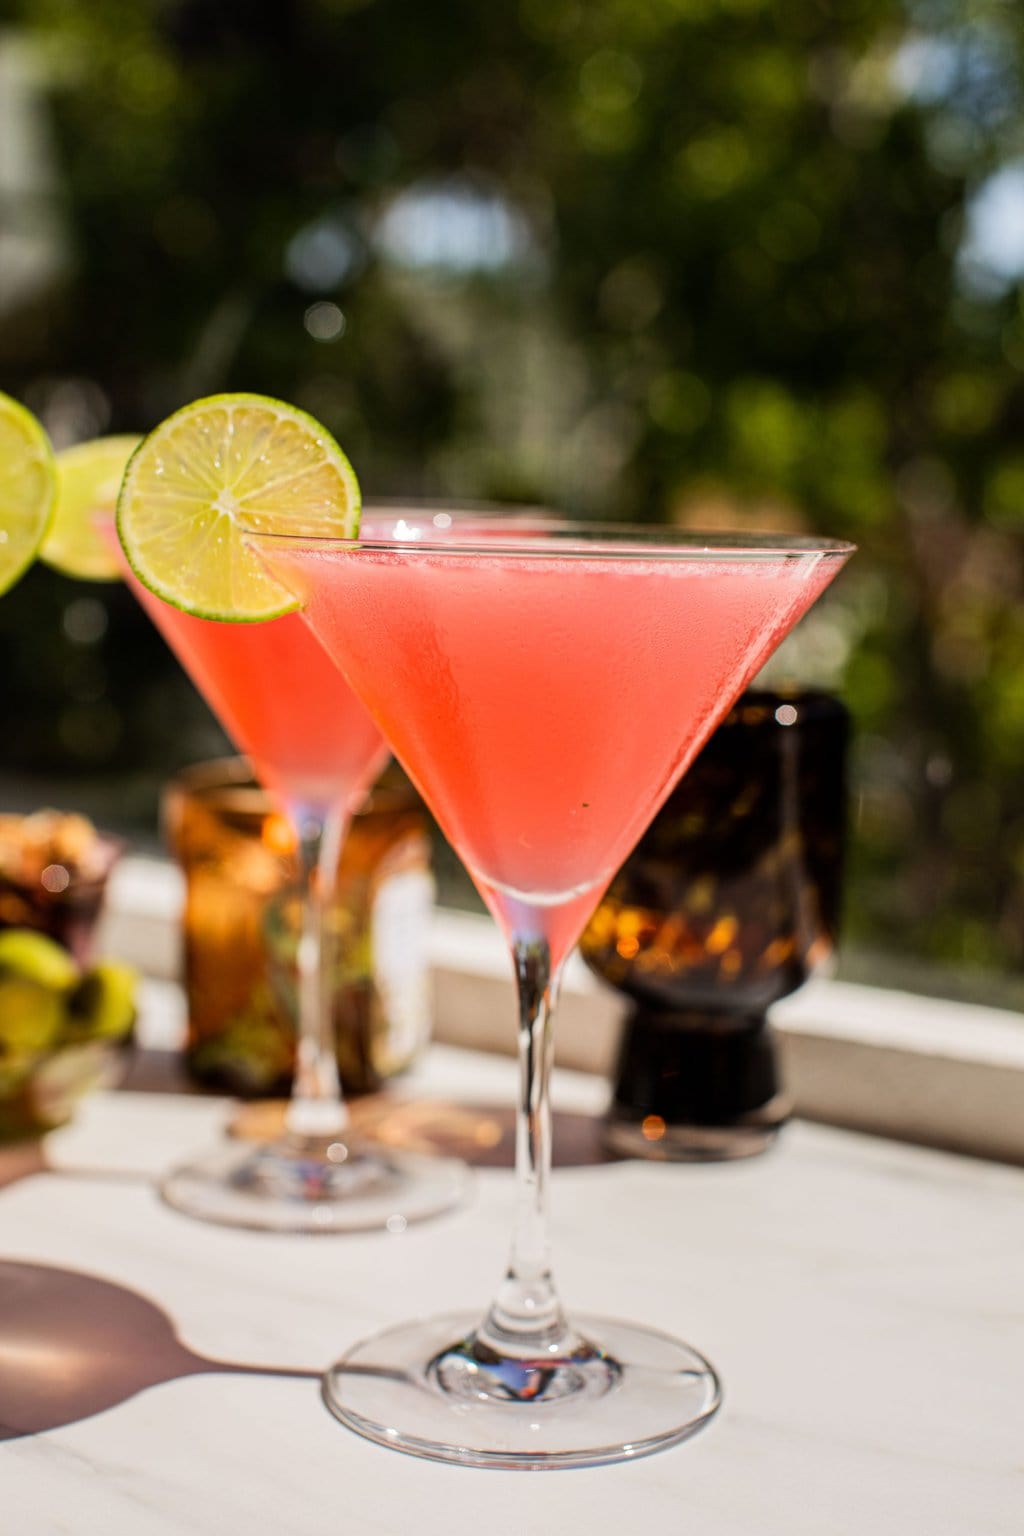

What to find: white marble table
left=1, top=1047, right=1021, bottom=1534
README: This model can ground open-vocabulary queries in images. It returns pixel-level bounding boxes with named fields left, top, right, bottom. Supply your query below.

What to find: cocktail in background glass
left=252, top=514, right=853, bottom=1467
left=104, top=524, right=467, bottom=1232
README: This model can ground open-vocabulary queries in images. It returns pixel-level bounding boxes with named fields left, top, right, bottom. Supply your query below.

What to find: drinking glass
left=250, top=516, right=852, bottom=1465
left=103, top=516, right=469, bottom=1233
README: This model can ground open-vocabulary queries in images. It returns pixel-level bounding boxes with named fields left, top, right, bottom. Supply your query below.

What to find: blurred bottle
left=165, top=758, right=434, bottom=1097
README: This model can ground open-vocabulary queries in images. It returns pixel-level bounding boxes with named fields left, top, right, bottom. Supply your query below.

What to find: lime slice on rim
left=41, top=435, right=142, bottom=580
left=0, top=391, right=57, bottom=597
left=116, top=393, right=361, bottom=621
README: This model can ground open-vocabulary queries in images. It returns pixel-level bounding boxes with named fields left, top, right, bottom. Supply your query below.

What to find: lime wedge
left=117, top=393, right=360, bottom=621
left=0, top=391, right=57, bottom=597
left=42, top=435, right=142, bottom=580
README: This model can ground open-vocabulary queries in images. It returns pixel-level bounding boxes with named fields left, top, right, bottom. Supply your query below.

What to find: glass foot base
left=159, top=1140, right=470, bottom=1233
left=323, top=1310, right=721, bottom=1468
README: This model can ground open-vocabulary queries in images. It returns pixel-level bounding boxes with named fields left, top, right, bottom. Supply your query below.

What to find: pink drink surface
left=125, top=575, right=387, bottom=818
left=270, top=542, right=842, bottom=965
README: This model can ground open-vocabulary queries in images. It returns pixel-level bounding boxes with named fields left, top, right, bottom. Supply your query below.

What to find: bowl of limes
left=0, top=929, right=136, bottom=1141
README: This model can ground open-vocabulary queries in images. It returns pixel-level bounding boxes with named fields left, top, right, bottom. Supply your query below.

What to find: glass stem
left=284, top=807, right=349, bottom=1144
left=480, top=937, right=570, bottom=1351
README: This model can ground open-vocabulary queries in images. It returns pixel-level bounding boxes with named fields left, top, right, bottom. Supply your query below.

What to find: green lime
left=0, top=929, right=79, bottom=991
left=116, top=393, right=360, bottom=621
left=63, top=960, right=137, bottom=1042
left=0, top=976, right=64, bottom=1061
left=41, top=435, right=142, bottom=580
left=0, top=392, right=57, bottom=597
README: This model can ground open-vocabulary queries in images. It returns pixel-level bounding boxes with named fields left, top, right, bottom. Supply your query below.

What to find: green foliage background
left=2, top=0, right=1023, bottom=998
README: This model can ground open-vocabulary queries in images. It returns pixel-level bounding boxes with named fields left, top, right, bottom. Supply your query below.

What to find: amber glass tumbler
left=165, top=758, right=434, bottom=1098
left=581, top=691, right=848, bottom=1160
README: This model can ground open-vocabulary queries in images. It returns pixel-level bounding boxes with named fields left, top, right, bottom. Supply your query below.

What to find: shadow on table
left=0, top=1096, right=616, bottom=1197
left=0, top=1260, right=319, bottom=1441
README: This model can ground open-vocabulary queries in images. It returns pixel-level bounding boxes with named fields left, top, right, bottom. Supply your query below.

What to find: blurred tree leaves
left=3, top=0, right=1024, bottom=989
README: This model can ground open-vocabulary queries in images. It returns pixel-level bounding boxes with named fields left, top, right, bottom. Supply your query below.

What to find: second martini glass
left=116, top=558, right=468, bottom=1232
left=252, top=515, right=852, bottom=1465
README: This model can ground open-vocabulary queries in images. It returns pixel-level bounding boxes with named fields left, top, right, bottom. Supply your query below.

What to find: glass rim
left=244, top=515, right=855, bottom=562
left=362, top=497, right=557, bottom=518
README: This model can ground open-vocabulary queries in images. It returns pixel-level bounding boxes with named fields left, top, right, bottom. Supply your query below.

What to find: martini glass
left=251, top=516, right=852, bottom=1463
left=111, top=541, right=469, bottom=1233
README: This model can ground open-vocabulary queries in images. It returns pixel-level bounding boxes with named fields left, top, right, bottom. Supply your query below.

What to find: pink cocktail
left=124, top=586, right=386, bottom=820
left=283, top=537, right=839, bottom=970
left=252, top=515, right=852, bottom=1466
